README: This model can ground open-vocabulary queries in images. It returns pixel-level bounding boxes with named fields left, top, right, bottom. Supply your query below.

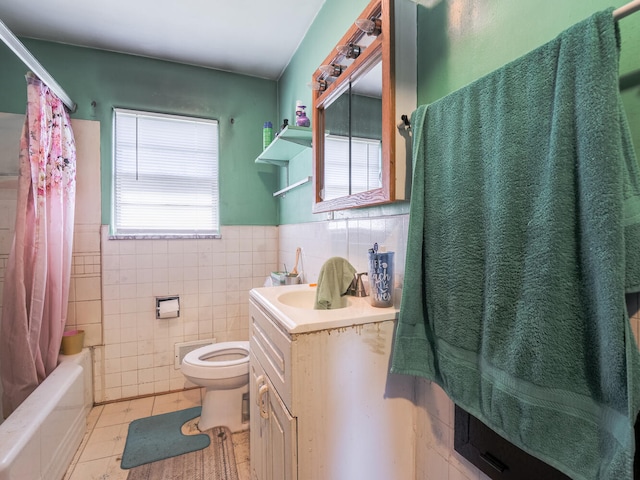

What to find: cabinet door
left=250, top=356, right=297, bottom=480
left=265, top=375, right=297, bottom=480
left=250, top=360, right=269, bottom=480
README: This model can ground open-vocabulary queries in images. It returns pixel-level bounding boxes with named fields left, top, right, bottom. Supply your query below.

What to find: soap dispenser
left=295, top=101, right=310, bottom=127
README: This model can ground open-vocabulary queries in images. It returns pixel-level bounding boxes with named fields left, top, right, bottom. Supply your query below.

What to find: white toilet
left=181, top=340, right=250, bottom=432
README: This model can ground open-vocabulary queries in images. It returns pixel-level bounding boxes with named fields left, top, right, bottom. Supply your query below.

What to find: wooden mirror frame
left=312, top=0, right=395, bottom=213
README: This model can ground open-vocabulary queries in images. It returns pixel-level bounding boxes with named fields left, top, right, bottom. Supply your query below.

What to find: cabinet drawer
left=250, top=298, right=292, bottom=411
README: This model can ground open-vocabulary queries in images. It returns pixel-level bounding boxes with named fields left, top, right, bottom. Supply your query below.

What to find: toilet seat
left=181, top=341, right=249, bottom=380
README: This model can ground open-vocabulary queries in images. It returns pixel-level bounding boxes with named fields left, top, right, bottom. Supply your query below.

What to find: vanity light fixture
left=336, top=43, right=361, bottom=59
left=308, top=79, right=328, bottom=91
left=355, top=17, right=382, bottom=36
left=319, top=64, right=346, bottom=77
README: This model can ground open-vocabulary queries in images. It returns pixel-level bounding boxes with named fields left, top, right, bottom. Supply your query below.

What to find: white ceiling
left=0, top=0, right=327, bottom=80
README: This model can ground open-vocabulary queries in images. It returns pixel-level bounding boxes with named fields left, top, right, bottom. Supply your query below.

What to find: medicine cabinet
left=311, top=0, right=416, bottom=212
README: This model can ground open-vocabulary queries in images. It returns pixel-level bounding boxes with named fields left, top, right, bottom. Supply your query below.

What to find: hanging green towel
left=314, top=257, right=356, bottom=309
left=391, top=9, right=640, bottom=480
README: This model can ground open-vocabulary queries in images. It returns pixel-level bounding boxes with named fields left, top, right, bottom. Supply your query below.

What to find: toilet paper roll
left=158, top=298, right=179, bottom=318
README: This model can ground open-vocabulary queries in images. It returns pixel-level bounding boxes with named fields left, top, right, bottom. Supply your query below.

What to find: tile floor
left=63, top=389, right=250, bottom=480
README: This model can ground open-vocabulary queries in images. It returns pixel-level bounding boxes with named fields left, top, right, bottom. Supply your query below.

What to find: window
left=112, top=109, right=219, bottom=238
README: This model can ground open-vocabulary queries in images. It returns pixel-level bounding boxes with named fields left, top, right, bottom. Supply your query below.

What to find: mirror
left=323, top=62, right=382, bottom=201
left=312, top=0, right=395, bottom=212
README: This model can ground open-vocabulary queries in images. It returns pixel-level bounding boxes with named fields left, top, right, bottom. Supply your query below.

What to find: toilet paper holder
left=156, top=296, right=180, bottom=319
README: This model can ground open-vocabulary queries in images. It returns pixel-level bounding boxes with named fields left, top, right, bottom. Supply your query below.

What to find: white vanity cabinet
left=249, top=285, right=415, bottom=480
left=249, top=299, right=297, bottom=480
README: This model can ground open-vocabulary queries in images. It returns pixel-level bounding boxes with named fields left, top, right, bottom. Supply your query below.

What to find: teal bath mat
left=121, top=406, right=210, bottom=469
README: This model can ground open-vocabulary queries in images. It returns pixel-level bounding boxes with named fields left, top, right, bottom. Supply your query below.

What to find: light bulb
left=319, top=64, right=345, bottom=77
left=336, top=43, right=361, bottom=59
left=307, top=79, right=327, bottom=92
left=355, top=17, right=382, bottom=35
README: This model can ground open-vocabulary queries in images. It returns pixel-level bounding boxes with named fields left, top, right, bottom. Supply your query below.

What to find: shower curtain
left=0, top=73, right=76, bottom=417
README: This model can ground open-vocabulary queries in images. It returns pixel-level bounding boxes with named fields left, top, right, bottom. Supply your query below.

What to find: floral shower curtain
left=0, top=74, right=76, bottom=417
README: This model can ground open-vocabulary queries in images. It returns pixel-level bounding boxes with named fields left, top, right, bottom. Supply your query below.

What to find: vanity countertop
left=249, top=283, right=399, bottom=334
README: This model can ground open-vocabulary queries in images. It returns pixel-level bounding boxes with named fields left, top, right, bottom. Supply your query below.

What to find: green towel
left=391, top=10, right=640, bottom=480
left=314, top=257, right=356, bottom=309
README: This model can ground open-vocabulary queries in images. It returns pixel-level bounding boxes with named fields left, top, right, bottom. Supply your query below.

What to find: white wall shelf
left=256, top=125, right=312, bottom=197
left=255, top=125, right=312, bottom=166
left=273, top=176, right=312, bottom=198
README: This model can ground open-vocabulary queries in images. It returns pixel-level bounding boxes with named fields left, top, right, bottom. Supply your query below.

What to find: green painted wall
left=277, top=0, right=640, bottom=225
left=2, top=0, right=638, bottom=227
left=276, top=0, right=371, bottom=224
left=418, top=1, right=637, bottom=101
left=0, top=39, right=279, bottom=226
left=416, top=0, right=640, bottom=161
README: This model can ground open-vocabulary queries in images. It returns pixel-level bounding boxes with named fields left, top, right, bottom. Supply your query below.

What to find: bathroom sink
left=251, top=284, right=398, bottom=334
left=277, top=289, right=351, bottom=309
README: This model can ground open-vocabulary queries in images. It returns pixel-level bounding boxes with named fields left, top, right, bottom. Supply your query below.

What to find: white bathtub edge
left=0, top=348, right=91, bottom=480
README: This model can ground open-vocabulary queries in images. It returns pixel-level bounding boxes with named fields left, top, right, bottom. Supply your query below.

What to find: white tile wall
left=65, top=119, right=103, bottom=344
left=0, top=178, right=18, bottom=311
left=278, top=215, right=409, bottom=291
left=95, top=225, right=278, bottom=402
left=67, top=224, right=103, bottom=346
left=415, top=378, right=489, bottom=480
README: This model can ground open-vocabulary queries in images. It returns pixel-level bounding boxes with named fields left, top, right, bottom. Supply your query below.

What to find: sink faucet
left=346, top=272, right=368, bottom=297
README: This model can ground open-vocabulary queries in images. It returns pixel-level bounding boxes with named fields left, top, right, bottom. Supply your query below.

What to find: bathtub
left=0, top=348, right=93, bottom=480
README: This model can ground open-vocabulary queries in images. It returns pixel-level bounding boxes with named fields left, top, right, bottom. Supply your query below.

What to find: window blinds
left=113, top=109, right=220, bottom=237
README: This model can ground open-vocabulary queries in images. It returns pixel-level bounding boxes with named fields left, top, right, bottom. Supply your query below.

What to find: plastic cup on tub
left=368, top=248, right=394, bottom=308
left=61, top=329, right=85, bottom=355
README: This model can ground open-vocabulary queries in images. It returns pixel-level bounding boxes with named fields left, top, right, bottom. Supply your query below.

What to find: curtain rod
left=0, top=18, right=77, bottom=113
left=614, top=0, right=640, bottom=19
